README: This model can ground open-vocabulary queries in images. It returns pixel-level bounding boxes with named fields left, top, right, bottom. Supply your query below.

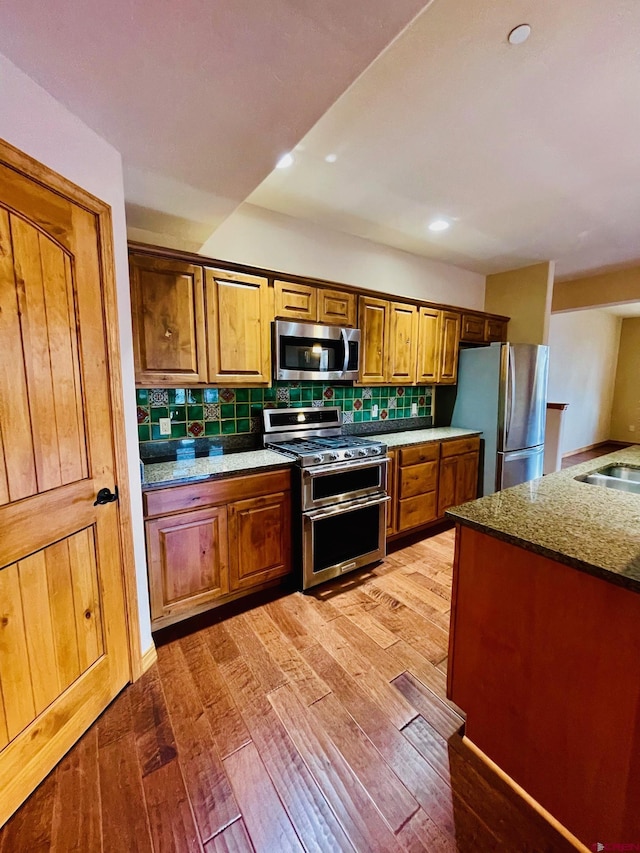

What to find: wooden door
left=438, top=311, right=461, bottom=384
left=228, top=492, right=291, bottom=592
left=146, top=506, right=229, bottom=625
left=460, top=313, right=485, bottom=343
left=486, top=317, right=507, bottom=342
left=318, top=288, right=357, bottom=327
left=0, top=148, right=132, bottom=825
left=387, top=302, right=417, bottom=384
left=416, top=307, right=441, bottom=384
left=129, top=254, right=207, bottom=385
left=274, top=279, right=317, bottom=322
left=457, top=451, right=480, bottom=504
left=358, top=296, right=388, bottom=384
left=205, top=269, right=271, bottom=386
left=437, top=456, right=458, bottom=518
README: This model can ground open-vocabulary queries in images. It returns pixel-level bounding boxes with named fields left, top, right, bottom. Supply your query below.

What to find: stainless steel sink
left=575, top=464, right=640, bottom=494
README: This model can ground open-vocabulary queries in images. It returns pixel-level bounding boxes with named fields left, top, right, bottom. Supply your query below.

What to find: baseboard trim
left=562, top=439, right=633, bottom=458
left=140, top=644, right=158, bottom=674
left=462, top=736, right=590, bottom=852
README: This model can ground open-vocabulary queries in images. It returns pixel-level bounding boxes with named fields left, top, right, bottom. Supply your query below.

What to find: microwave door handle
left=341, top=327, right=350, bottom=374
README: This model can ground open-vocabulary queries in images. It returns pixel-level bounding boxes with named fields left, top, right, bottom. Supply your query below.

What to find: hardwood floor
left=561, top=441, right=630, bottom=468
left=0, top=530, right=577, bottom=852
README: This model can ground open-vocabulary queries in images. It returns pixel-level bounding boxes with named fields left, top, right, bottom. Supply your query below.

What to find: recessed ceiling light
left=325, top=153, right=338, bottom=163
left=428, top=219, right=451, bottom=232
left=508, top=24, right=531, bottom=45
left=276, top=152, right=294, bottom=169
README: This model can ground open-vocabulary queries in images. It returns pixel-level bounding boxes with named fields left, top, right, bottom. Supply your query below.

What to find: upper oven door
left=302, top=457, right=388, bottom=511
left=274, top=320, right=360, bottom=381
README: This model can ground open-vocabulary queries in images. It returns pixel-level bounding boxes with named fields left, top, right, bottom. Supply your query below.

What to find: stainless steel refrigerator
left=451, top=343, right=549, bottom=495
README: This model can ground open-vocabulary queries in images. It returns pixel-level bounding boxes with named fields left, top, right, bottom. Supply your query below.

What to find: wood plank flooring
left=0, top=529, right=577, bottom=852
left=561, top=441, right=630, bottom=468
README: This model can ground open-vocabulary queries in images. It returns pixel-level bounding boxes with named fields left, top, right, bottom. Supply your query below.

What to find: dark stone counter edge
left=446, top=512, right=640, bottom=595
left=141, top=459, right=296, bottom=492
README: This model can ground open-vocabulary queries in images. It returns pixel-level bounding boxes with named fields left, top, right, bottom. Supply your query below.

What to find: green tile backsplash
left=136, top=382, right=433, bottom=443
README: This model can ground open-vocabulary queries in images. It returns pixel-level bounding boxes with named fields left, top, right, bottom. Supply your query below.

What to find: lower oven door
left=302, top=493, right=390, bottom=590
left=302, top=457, right=388, bottom=511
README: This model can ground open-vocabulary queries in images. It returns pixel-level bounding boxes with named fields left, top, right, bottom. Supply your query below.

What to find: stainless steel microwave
left=273, top=320, right=361, bottom=382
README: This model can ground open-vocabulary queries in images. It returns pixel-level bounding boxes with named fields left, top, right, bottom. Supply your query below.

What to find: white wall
left=200, top=203, right=485, bottom=308
left=0, top=52, right=153, bottom=654
left=547, top=309, right=622, bottom=454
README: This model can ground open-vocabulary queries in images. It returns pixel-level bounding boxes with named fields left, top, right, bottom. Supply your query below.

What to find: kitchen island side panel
left=448, top=524, right=640, bottom=847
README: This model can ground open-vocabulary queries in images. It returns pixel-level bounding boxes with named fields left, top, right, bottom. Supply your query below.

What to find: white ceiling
left=3, top=0, right=640, bottom=278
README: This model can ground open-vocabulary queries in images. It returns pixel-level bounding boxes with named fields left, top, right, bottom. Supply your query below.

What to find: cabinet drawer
left=398, top=493, right=438, bottom=532
left=400, top=442, right=440, bottom=466
left=143, top=469, right=291, bottom=517
left=441, top=437, right=480, bottom=458
left=399, top=460, right=438, bottom=499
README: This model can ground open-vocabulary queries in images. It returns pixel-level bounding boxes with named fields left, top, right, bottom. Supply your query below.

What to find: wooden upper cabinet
left=485, top=317, right=508, bottom=342
left=460, top=312, right=509, bottom=343
left=129, top=254, right=207, bottom=385
left=358, top=296, right=388, bottom=384
left=274, top=280, right=317, bottom=323
left=318, top=289, right=357, bottom=326
left=439, top=311, right=461, bottom=384
left=387, top=302, right=418, bottom=384
left=275, top=280, right=356, bottom=327
left=205, top=268, right=271, bottom=386
left=461, top=313, right=485, bottom=343
left=416, top=307, right=441, bottom=384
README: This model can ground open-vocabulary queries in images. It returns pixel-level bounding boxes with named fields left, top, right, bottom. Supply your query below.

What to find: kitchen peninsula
left=446, top=446, right=640, bottom=848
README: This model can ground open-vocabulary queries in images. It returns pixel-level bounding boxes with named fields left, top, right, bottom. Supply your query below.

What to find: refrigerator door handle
left=505, top=347, right=516, bottom=443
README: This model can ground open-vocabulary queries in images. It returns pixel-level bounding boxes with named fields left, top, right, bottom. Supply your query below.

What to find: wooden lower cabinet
left=228, top=491, right=291, bottom=591
left=144, top=469, right=292, bottom=629
left=437, top=437, right=480, bottom=518
left=397, top=442, right=440, bottom=533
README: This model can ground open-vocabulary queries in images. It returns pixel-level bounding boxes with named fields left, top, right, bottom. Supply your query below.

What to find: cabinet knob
left=164, top=328, right=173, bottom=338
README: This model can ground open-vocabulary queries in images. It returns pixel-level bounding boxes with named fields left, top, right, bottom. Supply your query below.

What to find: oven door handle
left=302, top=457, right=389, bottom=479
left=306, top=494, right=390, bottom=521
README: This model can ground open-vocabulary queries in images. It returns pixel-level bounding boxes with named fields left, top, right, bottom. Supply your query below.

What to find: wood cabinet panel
left=146, top=506, right=229, bottom=623
left=387, top=302, right=417, bottom=384
left=416, top=307, right=441, bottom=384
left=438, top=439, right=480, bottom=517
left=228, top=492, right=291, bottom=591
left=460, top=312, right=509, bottom=344
left=399, top=461, right=438, bottom=500
left=205, top=269, right=271, bottom=386
left=441, top=437, right=480, bottom=458
left=318, top=289, right=357, bottom=327
left=485, top=318, right=507, bottom=342
left=437, top=456, right=457, bottom=519
left=399, top=443, right=439, bottom=466
left=274, top=280, right=317, bottom=322
left=438, top=311, right=461, bottom=384
left=460, top=314, right=485, bottom=342
left=129, top=254, right=207, bottom=385
left=398, top=493, right=438, bottom=531
left=358, top=296, right=388, bottom=384
left=385, top=450, right=397, bottom=537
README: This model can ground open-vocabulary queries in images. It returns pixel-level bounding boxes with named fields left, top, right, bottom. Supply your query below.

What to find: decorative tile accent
left=388, top=397, right=397, bottom=409
left=250, top=417, right=261, bottom=433
left=342, top=411, right=354, bottom=424
left=380, top=409, right=388, bottom=420
left=137, top=406, right=149, bottom=424
left=312, top=399, right=324, bottom=408
left=418, top=396, right=425, bottom=406
left=204, top=403, right=220, bottom=420
left=323, top=387, right=334, bottom=400
left=150, top=389, right=169, bottom=406
left=220, top=388, right=235, bottom=403
left=397, top=387, right=405, bottom=397
left=362, top=387, right=372, bottom=399
left=353, top=398, right=363, bottom=411
left=188, top=421, right=204, bottom=437
left=276, top=387, right=290, bottom=402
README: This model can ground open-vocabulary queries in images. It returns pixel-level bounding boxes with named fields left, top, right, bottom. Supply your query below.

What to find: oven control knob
left=328, top=452, right=339, bottom=461
left=343, top=450, right=353, bottom=459
left=312, top=454, right=324, bottom=464
left=371, top=446, right=382, bottom=455
left=357, top=448, right=368, bottom=457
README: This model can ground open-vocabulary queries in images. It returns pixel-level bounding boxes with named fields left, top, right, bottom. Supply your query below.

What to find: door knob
left=94, top=486, right=118, bottom=506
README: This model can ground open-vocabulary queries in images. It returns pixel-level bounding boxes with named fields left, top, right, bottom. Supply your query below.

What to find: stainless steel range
left=264, top=407, right=389, bottom=590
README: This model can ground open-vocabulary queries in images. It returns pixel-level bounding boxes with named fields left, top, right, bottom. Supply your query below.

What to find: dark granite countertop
left=447, top=446, right=640, bottom=593
left=141, top=449, right=295, bottom=489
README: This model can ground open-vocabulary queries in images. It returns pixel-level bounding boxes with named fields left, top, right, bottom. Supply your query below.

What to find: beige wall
left=548, top=310, right=622, bottom=454
left=553, top=266, right=640, bottom=312
left=199, top=203, right=486, bottom=309
left=0, top=51, right=153, bottom=654
left=485, top=262, right=555, bottom=344
left=610, top=317, right=640, bottom=442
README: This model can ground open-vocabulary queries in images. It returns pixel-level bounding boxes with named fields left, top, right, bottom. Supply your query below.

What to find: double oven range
left=264, top=407, right=389, bottom=590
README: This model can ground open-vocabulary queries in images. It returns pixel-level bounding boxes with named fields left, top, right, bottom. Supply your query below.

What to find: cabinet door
left=318, top=289, right=357, bottom=327
left=206, top=269, right=271, bottom=386
left=416, top=307, right=441, bottom=383
left=457, top=451, right=479, bottom=504
left=485, top=318, right=507, bottom=342
left=130, top=254, right=207, bottom=385
left=274, top=280, right=317, bottom=322
left=358, top=296, right=388, bottom=384
left=386, top=450, right=397, bottom=536
left=439, top=311, right=461, bottom=384
left=437, top=455, right=458, bottom=518
left=228, top=492, right=291, bottom=591
left=146, top=506, right=229, bottom=624
left=387, top=302, right=418, bottom=385
left=460, top=313, right=485, bottom=343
